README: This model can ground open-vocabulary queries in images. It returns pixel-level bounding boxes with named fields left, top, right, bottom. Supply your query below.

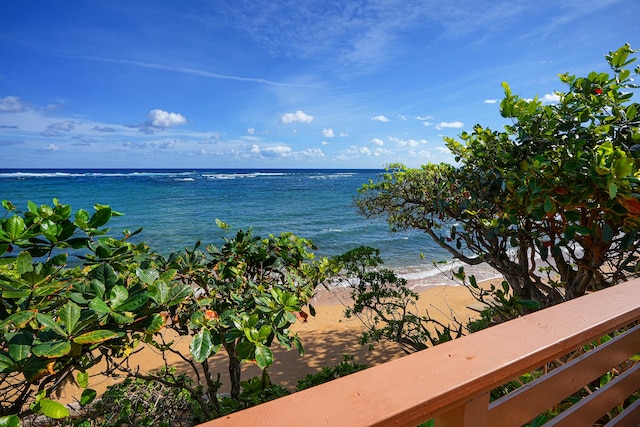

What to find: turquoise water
left=0, top=169, right=498, bottom=285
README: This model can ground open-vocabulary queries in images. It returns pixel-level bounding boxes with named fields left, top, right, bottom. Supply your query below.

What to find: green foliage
left=295, top=355, right=368, bottom=391
left=328, top=247, right=465, bottom=354
left=128, top=221, right=323, bottom=418
left=92, top=368, right=202, bottom=427
left=357, top=44, right=640, bottom=306
left=0, top=199, right=191, bottom=421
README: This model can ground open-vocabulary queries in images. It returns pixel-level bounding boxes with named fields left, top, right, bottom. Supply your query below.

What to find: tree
left=1, top=201, right=324, bottom=423
left=0, top=199, right=190, bottom=421
left=357, top=44, right=640, bottom=307
left=328, top=246, right=465, bottom=354
left=163, top=224, right=324, bottom=402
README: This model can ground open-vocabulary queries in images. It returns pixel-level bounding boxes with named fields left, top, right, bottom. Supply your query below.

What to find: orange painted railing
left=201, top=278, right=640, bottom=427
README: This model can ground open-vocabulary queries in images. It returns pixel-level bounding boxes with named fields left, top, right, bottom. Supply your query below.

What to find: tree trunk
left=224, top=341, right=242, bottom=400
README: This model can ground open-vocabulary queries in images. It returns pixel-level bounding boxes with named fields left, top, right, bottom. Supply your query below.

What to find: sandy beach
left=51, top=280, right=492, bottom=406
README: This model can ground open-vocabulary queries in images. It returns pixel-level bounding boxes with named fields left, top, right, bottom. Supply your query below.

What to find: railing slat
left=605, top=397, right=640, bottom=427
left=433, top=392, right=489, bottom=427
left=488, top=325, right=640, bottom=426
left=546, top=363, right=640, bottom=426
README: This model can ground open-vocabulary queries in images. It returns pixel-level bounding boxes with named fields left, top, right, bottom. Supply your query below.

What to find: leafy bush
left=296, top=355, right=367, bottom=391
left=93, top=368, right=201, bottom=427
left=328, top=246, right=465, bottom=354
left=0, top=199, right=190, bottom=421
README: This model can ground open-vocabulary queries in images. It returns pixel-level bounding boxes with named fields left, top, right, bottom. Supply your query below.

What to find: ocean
left=0, top=169, right=499, bottom=287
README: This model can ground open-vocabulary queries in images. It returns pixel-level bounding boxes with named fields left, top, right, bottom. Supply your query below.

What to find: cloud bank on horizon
left=0, top=1, right=638, bottom=169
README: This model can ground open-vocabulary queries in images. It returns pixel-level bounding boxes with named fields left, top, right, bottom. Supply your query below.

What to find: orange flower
left=204, top=309, right=219, bottom=321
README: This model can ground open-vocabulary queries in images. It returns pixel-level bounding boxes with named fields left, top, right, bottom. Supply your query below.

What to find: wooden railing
left=201, top=278, right=640, bottom=427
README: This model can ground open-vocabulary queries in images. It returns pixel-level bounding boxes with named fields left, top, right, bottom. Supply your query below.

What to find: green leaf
left=32, top=340, right=72, bottom=358
left=143, top=313, right=166, bottom=334
left=258, top=325, right=272, bottom=342
left=8, top=331, right=33, bottom=362
left=149, top=280, right=170, bottom=304
left=73, top=329, right=119, bottom=345
left=136, top=268, right=159, bottom=286
left=77, top=371, right=89, bottom=388
left=236, top=340, right=255, bottom=361
left=88, top=207, right=112, bottom=228
left=113, top=292, right=148, bottom=312
left=22, top=357, right=54, bottom=382
left=515, top=299, right=541, bottom=310
left=92, top=264, right=118, bottom=289
left=2, top=310, right=37, bottom=329
left=59, top=301, right=81, bottom=335
left=110, top=311, right=135, bottom=325
left=165, top=283, right=191, bottom=307
left=190, top=328, right=213, bottom=363
left=38, top=399, right=70, bottom=419
left=89, top=298, right=111, bottom=316
left=4, top=216, right=26, bottom=240
left=80, top=388, right=97, bottom=406
left=74, top=209, right=90, bottom=228
left=0, top=353, right=16, bottom=373
left=16, top=251, right=33, bottom=275
left=254, top=345, right=274, bottom=369
left=109, top=285, right=128, bottom=309
left=36, top=313, right=67, bottom=337
left=0, top=415, right=21, bottom=427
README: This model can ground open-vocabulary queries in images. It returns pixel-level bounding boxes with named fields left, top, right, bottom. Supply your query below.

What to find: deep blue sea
left=0, top=169, right=498, bottom=286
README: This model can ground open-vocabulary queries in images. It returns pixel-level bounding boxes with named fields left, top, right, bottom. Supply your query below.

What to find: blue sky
left=1, top=1, right=638, bottom=169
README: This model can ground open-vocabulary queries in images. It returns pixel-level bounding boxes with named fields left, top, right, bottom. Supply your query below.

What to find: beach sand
left=56, top=280, right=496, bottom=403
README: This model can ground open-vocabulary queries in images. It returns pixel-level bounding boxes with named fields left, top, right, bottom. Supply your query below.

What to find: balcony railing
left=201, top=277, right=640, bottom=427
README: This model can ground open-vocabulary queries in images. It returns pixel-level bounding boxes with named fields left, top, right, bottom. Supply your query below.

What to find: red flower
left=594, top=88, right=603, bottom=95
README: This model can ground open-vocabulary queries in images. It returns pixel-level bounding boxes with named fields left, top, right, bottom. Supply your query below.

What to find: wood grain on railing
left=201, top=278, right=640, bottom=427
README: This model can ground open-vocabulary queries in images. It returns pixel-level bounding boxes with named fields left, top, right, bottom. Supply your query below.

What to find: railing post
left=433, top=392, right=490, bottom=427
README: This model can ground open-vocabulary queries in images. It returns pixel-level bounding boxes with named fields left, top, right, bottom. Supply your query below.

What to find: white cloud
left=422, top=122, right=432, bottom=127
left=262, top=145, right=292, bottom=156
left=372, top=115, right=390, bottom=123
left=360, top=146, right=371, bottom=155
left=0, top=96, right=27, bottom=113
left=42, top=144, right=60, bottom=152
left=373, top=148, right=392, bottom=157
left=436, top=121, right=464, bottom=130
left=410, top=150, right=434, bottom=158
left=298, top=148, right=325, bottom=158
left=147, top=109, right=187, bottom=128
left=321, top=140, right=330, bottom=145
left=42, top=120, right=77, bottom=136
left=484, top=99, right=499, bottom=104
left=541, top=93, right=560, bottom=104
left=416, top=115, right=433, bottom=121
left=397, top=114, right=407, bottom=120
left=339, top=132, right=349, bottom=137
left=250, top=144, right=323, bottom=159
left=371, top=138, right=384, bottom=146
left=247, top=127, right=255, bottom=135
left=322, top=128, right=335, bottom=137
left=281, top=110, right=314, bottom=124
left=389, top=136, right=427, bottom=147
left=140, top=109, right=187, bottom=133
